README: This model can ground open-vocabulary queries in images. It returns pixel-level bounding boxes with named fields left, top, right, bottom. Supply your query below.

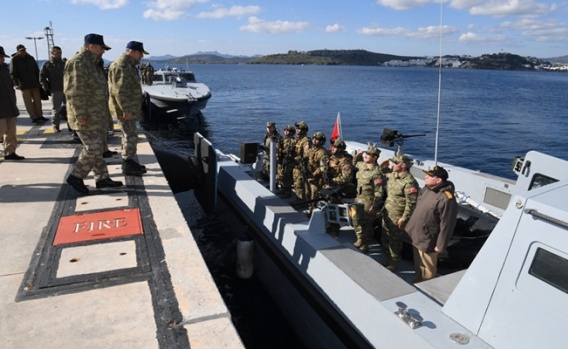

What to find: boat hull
left=143, top=93, right=211, bottom=123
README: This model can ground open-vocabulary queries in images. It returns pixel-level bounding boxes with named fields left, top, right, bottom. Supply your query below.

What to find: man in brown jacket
left=405, top=166, right=458, bottom=283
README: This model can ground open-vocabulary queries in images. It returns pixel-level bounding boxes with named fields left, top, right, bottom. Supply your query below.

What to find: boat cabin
left=152, top=68, right=197, bottom=85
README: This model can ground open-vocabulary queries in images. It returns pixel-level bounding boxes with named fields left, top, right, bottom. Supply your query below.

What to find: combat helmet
left=365, top=143, right=380, bottom=157
left=295, top=121, right=309, bottom=132
left=312, top=131, right=326, bottom=145
left=266, top=121, right=276, bottom=128
left=284, top=124, right=295, bottom=132
left=331, top=138, right=346, bottom=151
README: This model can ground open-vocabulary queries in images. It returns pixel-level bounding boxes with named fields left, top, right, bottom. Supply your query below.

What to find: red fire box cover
left=53, top=208, right=143, bottom=245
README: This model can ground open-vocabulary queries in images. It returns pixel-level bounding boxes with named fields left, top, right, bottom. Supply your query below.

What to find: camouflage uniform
left=382, top=154, right=419, bottom=269
left=261, top=121, right=282, bottom=179
left=144, top=63, right=154, bottom=86
left=277, top=125, right=296, bottom=198
left=293, top=121, right=311, bottom=201
left=306, top=132, right=329, bottom=202
left=326, top=139, right=354, bottom=237
left=350, top=145, right=385, bottom=252
left=108, top=52, right=144, bottom=162
left=64, top=46, right=112, bottom=182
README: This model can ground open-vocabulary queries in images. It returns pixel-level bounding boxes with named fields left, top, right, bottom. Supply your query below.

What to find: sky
left=1, top=0, right=567, bottom=61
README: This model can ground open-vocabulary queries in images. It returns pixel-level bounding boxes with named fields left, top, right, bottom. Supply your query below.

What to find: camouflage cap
left=390, top=154, right=412, bottom=165
left=266, top=121, right=276, bottom=128
left=423, top=165, right=448, bottom=180
left=284, top=124, right=295, bottom=132
left=365, top=144, right=380, bottom=157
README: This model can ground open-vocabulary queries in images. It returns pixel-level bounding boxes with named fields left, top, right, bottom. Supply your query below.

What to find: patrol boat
left=142, top=67, right=211, bottom=122
left=184, top=130, right=568, bottom=348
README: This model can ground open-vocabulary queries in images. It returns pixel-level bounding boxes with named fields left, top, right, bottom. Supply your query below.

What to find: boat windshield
left=179, top=73, right=196, bottom=82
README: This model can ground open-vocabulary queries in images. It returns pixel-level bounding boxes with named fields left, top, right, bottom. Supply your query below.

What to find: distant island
left=150, top=49, right=568, bottom=72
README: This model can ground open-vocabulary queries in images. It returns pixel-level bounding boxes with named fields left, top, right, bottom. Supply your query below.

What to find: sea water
left=149, top=63, right=568, bottom=179
left=143, top=64, right=568, bottom=347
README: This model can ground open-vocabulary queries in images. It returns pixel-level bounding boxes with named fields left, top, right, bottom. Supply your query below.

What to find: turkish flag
left=330, top=112, right=341, bottom=144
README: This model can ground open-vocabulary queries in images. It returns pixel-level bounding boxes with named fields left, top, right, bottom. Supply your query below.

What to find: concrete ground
left=0, top=93, right=244, bottom=349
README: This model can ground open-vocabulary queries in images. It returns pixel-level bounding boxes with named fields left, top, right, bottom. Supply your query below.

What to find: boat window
left=180, top=73, right=195, bottom=81
left=529, top=174, right=558, bottom=190
left=152, top=75, right=164, bottom=82
left=529, top=247, right=568, bottom=294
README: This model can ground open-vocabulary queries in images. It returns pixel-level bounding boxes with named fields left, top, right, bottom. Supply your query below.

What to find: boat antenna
left=434, top=0, right=444, bottom=165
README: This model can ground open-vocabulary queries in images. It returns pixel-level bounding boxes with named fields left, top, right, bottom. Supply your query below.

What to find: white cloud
left=375, top=0, right=438, bottom=10
left=501, top=18, right=568, bottom=42
left=358, top=25, right=409, bottom=36
left=240, top=16, right=310, bottom=34
left=358, top=24, right=456, bottom=39
left=458, top=31, right=506, bottom=42
left=71, top=0, right=129, bottom=10
left=325, top=23, right=346, bottom=33
left=143, top=0, right=208, bottom=20
left=450, top=0, right=552, bottom=17
left=196, top=5, right=260, bottom=19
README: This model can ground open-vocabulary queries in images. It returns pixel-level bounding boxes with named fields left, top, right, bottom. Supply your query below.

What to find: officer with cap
left=381, top=154, right=419, bottom=271
left=108, top=41, right=149, bottom=177
left=405, top=165, right=458, bottom=282
left=293, top=121, right=311, bottom=201
left=260, top=121, right=282, bottom=180
left=351, top=144, right=386, bottom=253
left=10, top=43, right=45, bottom=122
left=277, top=124, right=296, bottom=198
left=64, top=33, right=123, bottom=194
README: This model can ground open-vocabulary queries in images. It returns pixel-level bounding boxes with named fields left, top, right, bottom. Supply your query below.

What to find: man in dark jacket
left=0, top=46, right=24, bottom=160
left=405, top=166, right=457, bottom=283
left=40, top=46, right=66, bottom=131
left=10, top=44, right=46, bottom=123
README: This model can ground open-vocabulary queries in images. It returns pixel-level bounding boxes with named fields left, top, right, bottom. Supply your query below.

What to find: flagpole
left=337, top=112, right=342, bottom=140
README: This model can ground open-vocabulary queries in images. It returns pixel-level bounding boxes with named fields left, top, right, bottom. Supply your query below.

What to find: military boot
left=122, top=159, right=145, bottom=176
left=386, top=260, right=398, bottom=272
left=358, top=245, right=369, bottom=254
left=353, top=238, right=363, bottom=248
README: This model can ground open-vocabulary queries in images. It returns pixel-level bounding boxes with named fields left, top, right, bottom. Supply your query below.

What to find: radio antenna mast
left=44, top=21, right=55, bottom=57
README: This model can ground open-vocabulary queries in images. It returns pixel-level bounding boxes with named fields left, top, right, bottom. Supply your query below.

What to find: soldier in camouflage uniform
left=277, top=124, right=296, bottom=198
left=260, top=121, right=282, bottom=180
left=381, top=154, right=419, bottom=271
left=64, top=34, right=123, bottom=194
left=326, top=138, right=354, bottom=237
left=108, top=41, right=149, bottom=176
left=306, top=132, right=329, bottom=206
left=350, top=144, right=385, bottom=253
left=292, top=121, right=311, bottom=201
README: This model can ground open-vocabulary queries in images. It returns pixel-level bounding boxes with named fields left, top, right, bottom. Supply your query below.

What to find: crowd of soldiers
left=259, top=121, right=422, bottom=269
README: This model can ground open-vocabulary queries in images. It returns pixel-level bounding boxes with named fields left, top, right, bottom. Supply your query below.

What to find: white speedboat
left=191, top=130, right=568, bottom=348
left=142, top=67, right=211, bottom=122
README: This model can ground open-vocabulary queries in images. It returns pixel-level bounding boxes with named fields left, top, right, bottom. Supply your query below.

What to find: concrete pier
left=0, top=94, right=244, bottom=348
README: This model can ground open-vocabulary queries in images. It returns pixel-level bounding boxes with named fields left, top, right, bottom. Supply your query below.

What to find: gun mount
left=380, top=128, right=426, bottom=149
